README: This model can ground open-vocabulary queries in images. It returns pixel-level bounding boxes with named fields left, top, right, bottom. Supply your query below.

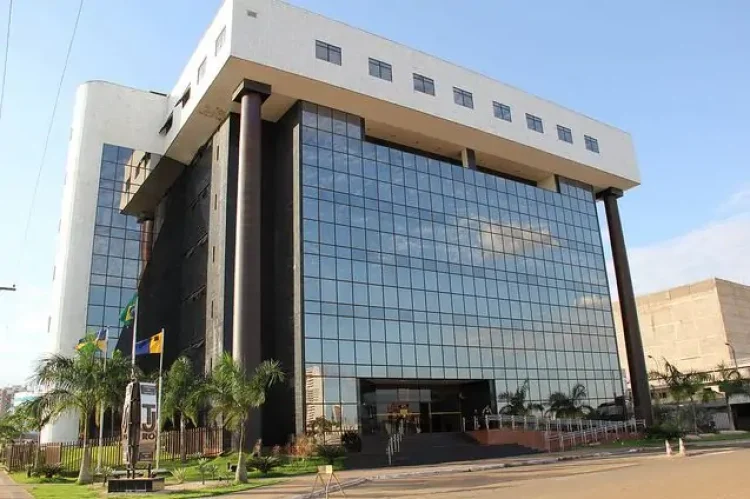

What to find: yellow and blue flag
left=134, top=331, right=164, bottom=356
left=120, top=294, right=137, bottom=327
left=75, top=329, right=108, bottom=352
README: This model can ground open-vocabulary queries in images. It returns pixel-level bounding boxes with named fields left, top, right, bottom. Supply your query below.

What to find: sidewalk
left=232, top=447, right=653, bottom=499
left=0, top=472, right=33, bottom=499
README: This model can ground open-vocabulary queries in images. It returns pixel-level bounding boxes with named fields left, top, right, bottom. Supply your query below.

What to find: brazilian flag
left=120, top=293, right=137, bottom=326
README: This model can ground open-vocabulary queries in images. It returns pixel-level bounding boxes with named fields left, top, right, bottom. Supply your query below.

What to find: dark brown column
left=461, top=148, right=477, bottom=170
left=139, top=218, right=154, bottom=265
left=231, top=80, right=271, bottom=446
left=598, top=188, right=653, bottom=425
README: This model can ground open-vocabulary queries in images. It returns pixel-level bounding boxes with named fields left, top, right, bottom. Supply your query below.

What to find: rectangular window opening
left=493, top=102, right=512, bottom=122
left=585, top=135, right=600, bottom=153
left=526, top=113, right=544, bottom=133
left=413, top=73, right=435, bottom=96
left=368, top=58, right=392, bottom=82
left=557, top=125, right=573, bottom=144
left=453, top=87, right=474, bottom=109
left=315, top=40, right=342, bottom=65
left=215, top=26, right=226, bottom=56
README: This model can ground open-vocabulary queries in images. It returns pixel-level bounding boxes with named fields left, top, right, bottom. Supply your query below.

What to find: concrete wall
left=228, top=0, right=639, bottom=186
left=614, top=278, right=750, bottom=388
left=716, top=279, right=750, bottom=367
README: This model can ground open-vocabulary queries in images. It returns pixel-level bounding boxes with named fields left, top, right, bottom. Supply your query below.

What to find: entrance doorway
left=359, top=379, right=491, bottom=434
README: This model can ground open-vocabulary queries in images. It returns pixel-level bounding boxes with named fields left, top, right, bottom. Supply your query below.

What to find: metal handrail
left=385, top=420, right=405, bottom=465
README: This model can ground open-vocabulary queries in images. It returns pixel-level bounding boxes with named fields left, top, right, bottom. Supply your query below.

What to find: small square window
left=368, top=58, right=392, bottom=82
left=493, top=102, right=512, bottom=122
left=526, top=113, right=544, bottom=133
left=315, top=40, right=342, bottom=65
left=453, top=87, right=474, bottom=109
left=557, top=125, right=573, bottom=143
left=197, top=58, right=207, bottom=86
left=215, top=26, right=226, bottom=56
left=413, top=73, right=435, bottom=96
left=585, top=135, right=600, bottom=153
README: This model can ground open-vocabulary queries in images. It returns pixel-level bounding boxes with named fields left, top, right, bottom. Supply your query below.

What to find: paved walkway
left=0, top=472, right=32, bottom=499
left=230, top=447, right=653, bottom=499
left=329, top=449, right=750, bottom=498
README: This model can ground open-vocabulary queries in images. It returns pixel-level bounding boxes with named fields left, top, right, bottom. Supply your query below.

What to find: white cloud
left=719, top=185, right=750, bottom=214
left=607, top=212, right=750, bottom=299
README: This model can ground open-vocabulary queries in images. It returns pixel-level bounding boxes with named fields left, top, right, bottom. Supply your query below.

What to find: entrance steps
left=345, top=432, right=538, bottom=469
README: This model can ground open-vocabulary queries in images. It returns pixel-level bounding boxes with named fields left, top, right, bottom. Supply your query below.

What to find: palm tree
left=31, top=340, right=109, bottom=484
left=205, top=353, right=284, bottom=483
left=547, top=383, right=594, bottom=419
left=497, top=379, right=544, bottom=416
left=13, top=397, right=52, bottom=469
left=650, top=358, right=712, bottom=434
left=715, top=363, right=748, bottom=431
left=161, top=356, right=205, bottom=462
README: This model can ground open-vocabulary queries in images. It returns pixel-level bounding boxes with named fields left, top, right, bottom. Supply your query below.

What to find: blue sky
left=0, top=0, right=749, bottom=386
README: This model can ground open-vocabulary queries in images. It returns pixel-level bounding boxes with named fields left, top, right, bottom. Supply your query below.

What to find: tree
left=31, top=339, right=112, bottom=484
left=12, top=397, right=52, bottom=469
left=650, top=358, right=712, bottom=434
left=205, top=353, right=284, bottom=483
left=547, top=383, right=594, bottom=419
left=497, top=379, right=544, bottom=416
left=161, top=356, right=205, bottom=462
left=715, top=363, right=748, bottom=431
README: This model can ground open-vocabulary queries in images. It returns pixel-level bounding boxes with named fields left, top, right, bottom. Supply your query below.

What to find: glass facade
left=85, top=144, right=141, bottom=353
left=299, top=103, right=622, bottom=432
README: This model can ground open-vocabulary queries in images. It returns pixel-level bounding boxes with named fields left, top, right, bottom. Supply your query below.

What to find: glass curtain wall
left=85, top=144, right=141, bottom=354
left=299, top=102, right=622, bottom=432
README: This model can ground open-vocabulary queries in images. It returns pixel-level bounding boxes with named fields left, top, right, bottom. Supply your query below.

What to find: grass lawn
left=9, top=472, right=277, bottom=499
left=163, top=452, right=344, bottom=482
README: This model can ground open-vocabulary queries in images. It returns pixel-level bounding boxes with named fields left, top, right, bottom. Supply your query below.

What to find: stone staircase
left=345, top=432, right=538, bottom=469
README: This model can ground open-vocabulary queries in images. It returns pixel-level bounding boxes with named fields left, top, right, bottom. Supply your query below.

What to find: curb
left=290, top=448, right=647, bottom=499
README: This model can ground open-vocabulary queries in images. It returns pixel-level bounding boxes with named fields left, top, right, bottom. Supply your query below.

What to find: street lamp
left=725, top=342, right=739, bottom=370
left=0, top=284, right=16, bottom=292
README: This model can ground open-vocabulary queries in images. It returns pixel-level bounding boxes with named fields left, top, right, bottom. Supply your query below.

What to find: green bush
left=316, top=444, right=346, bottom=465
left=170, top=467, right=188, bottom=484
left=645, top=422, right=684, bottom=440
left=30, top=464, right=62, bottom=479
left=341, top=431, right=362, bottom=453
left=247, top=456, right=280, bottom=475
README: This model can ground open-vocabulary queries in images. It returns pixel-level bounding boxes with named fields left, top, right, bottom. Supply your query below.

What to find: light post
left=725, top=342, right=739, bottom=370
left=0, top=284, right=17, bottom=292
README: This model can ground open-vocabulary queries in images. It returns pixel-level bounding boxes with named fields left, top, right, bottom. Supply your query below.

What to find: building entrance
left=359, top=379, right=491, bottom=434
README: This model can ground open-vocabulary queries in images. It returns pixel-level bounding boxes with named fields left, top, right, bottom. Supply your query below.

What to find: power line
left=16, top=0, right=85, bottom=280
left=0, top=0, right=12, bottom=121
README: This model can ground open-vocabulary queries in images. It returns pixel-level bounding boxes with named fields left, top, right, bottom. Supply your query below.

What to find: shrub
left=316, top=444, right=346, bottom=465
left=341, top=431, right=362, bottom=453
left=197, top=458, right=211, bottom=484
left=645, top=422, right=684, bottom=441
left=170, top=467, right=187, bottom=484
left=247, top=456, right=280, bottom=475
left=31, top=464, right=62, bottom=479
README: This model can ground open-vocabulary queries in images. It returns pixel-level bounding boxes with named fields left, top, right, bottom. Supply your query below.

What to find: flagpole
left=97, top=328, right=109, bottom=470
left=130, top=297, right=139, bottom=378
left=155, top=328, right=164, bottom=470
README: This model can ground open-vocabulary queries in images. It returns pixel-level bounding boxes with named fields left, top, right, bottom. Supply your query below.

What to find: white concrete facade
left=156, top=0, right=639, bottom=192
left=43, top=82, right=166, bottom=442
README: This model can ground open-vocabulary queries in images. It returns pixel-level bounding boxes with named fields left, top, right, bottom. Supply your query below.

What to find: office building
left=46, top=0, right=647, bottom=443
left=0, top=386, right=25, bottom=417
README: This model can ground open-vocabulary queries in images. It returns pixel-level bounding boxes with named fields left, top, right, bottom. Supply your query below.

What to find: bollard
left=665, top=440, right=673, bottom=457
left=678, top=438, right=686, bottom=457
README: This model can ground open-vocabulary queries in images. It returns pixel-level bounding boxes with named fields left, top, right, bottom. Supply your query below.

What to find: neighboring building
left=614, top=278, right=750, bottom=384
left=48, top=0, right=646, bottom=444
left=0, top=386, right=25, bottom=417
